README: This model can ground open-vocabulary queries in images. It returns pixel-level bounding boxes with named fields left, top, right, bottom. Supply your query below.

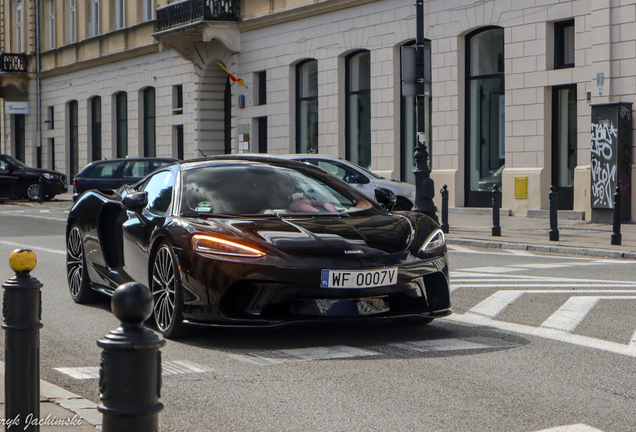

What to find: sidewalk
left=444, top=208, right=636, bottom=260
left=0, top=362, right=101, bottom=431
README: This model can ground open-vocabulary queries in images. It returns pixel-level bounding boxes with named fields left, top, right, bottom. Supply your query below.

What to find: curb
left=0, top=361, right=102, bottom=430
left=447, top=238, right=636, bottom=260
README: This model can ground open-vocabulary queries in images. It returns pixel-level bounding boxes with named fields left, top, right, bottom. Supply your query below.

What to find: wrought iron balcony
left=1, top=54, right=27, bottom=73
left=156, top=0, right=240, bottom=31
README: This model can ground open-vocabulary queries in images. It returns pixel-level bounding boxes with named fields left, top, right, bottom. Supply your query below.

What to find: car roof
left=175, top=155, right=324, bottom=172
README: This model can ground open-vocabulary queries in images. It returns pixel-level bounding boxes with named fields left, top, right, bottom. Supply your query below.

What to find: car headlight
left=42, top=173, right=55, bottom=180
left=192, top=234, right=266, bottom=258
left=420, top=229, right=445, bottom=254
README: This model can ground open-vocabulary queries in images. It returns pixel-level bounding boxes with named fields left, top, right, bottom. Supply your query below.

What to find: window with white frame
left=115, top=0, right=125, bottom=30
left=49, top=0, right=55, bottom=49
left=143, top=0, right=153, bottom=22
left=89, top=0, right=100, bottom=37
left=70, top=0, right=76, bottom=43
left=16, top=0, right=23, bottom=52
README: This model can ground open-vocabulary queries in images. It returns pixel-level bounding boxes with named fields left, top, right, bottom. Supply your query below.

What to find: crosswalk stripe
left=390, top=337, right=517, bottom=353
left=469, top=291, right=524, bottom=318
left=229, top=345, right=379, bottom=366
left=55, top=360, right=215, bottom=380
left=540, top=297, right=600, bottom=332
left=533, top=423, right=605, bottom=432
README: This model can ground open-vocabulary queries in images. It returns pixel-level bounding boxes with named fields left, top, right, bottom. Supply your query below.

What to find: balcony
left=1, top=54, right=28, bottom=73
left=156, top=0, right=240, bottom=31
left=154, top=0, right=241, bottom=60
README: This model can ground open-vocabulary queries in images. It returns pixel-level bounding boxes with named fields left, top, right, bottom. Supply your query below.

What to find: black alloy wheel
left=66, top=225, right=98, bottom=303
left=151, top=242, right=188, bottom=339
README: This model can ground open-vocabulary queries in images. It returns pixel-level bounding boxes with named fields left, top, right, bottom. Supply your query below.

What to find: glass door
left=552, top=85, right=577, bottom=210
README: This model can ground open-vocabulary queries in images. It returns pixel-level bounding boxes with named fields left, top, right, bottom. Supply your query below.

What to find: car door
left=122, top=169, right=175, bottom=286
left=84, top=161, right=124, bottom=191
left=0, top=157, right=20, bottom=196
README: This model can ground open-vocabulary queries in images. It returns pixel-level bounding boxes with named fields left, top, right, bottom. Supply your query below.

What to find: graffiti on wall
left=590, top=120, right=617, bottom=208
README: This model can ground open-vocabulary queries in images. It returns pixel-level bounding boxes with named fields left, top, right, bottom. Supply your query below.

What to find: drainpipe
left=35, top=0, right=42, bottom=168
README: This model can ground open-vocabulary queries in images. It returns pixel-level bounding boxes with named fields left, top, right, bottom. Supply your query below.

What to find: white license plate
left=320, top=267, right=398, bottom=289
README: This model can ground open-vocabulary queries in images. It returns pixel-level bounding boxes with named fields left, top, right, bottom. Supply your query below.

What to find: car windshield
left=2, top=155, right=29, bottom=169
left=181, top=163, right=376, bottom=216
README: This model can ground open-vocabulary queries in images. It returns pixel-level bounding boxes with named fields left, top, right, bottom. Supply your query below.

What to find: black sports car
left=66, top=156, right=450, bottom=338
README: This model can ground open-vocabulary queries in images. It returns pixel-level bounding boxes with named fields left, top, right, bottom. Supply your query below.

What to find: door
left=552, top=85, right=577, bottom=210
left=122, top=169, right=174, bottom=285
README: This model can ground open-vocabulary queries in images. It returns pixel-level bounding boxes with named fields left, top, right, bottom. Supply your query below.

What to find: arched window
left=345, top=50, right=371, bottom=169
left=143, top=87, right=156, bottom=157
left=90, top=96, right=102, bottom=161
left=465, top=27, right=505, bottom=207
left=296, top=59, right=318, bottom=154
left=115, top=92, right=128, bottom=158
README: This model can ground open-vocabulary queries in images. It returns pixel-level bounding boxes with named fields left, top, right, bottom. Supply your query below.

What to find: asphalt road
left=0, top=204, right=635, bottom=432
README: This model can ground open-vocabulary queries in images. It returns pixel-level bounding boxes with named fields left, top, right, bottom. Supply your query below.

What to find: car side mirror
left=122, top=191, right=148, bottom=210
left=352, top=173, right=370, bottom=184
left=375, top=188, right=397, bottom=212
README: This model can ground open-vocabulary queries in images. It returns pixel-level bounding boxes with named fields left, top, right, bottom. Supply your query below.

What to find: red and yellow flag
left=217, top=62, right=245, bottom=87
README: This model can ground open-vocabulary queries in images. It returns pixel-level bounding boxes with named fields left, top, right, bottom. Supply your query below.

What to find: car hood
left=194, top=214, right=417, bottom=256
left=19, top=168, right=65, bottom=177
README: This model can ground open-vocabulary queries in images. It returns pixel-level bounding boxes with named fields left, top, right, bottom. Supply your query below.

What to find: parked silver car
left=278, top=154, right=416, bottom=210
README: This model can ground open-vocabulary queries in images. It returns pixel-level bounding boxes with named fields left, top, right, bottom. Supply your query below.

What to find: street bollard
left=611, top=185, right=622, bottom=246
left=3, top=249, right=43, bottom=432
left=440, top=184, right=449, bottom=233
left=549, top=185, right=559, bottom=242
left=38, top=176, right=45, bottom=204
left=97, top=282, right=166, bottom=432
left=491, top=184, right=501, bottom=237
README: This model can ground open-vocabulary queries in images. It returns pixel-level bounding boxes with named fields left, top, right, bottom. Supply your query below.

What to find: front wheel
left=151, top=243, right=190, bottom=339
left=25, top=182, right=40, bottom=201
left=66, top=224, right=98, bottom=303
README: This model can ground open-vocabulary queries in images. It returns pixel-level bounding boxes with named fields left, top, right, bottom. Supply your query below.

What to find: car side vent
left=422, top=272, right=451, bottom=309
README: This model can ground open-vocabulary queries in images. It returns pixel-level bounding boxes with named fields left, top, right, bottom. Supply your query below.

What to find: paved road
left=0, top=205, right=634, bottom=432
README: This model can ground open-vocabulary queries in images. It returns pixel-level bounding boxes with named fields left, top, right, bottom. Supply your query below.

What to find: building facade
left=0, top=0, right=634, bottom=220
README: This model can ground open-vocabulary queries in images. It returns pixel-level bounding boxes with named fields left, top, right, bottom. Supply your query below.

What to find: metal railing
left=156, top=0, right=240, bottom=31
left=1, top=53, right=28, bottom=72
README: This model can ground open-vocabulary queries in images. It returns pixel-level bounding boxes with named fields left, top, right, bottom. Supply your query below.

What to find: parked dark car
left=66, top=156, right=450, bottom=338
left=0, top=154, right=68, bottom=201
left=73, top=157, right=176, bottom=196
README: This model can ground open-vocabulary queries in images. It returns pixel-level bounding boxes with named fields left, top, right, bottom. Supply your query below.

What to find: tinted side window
left=87, top=161, right=122, bottom=178
left=314, top=160, right=358, bottom=183
left=122, top=160, right=151, bottom=178
left=142, top=170, right=173, bottom=216
left=0, top=159, right=9, bottom=170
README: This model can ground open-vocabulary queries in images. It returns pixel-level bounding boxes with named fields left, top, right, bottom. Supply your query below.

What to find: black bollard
left=611, top=185, right=622, bottom=246
left=549, top=185, right=559, bottom=242
left=38, top=176, right=45, bottom=204
left=97, top=282, right=166, bottom=432
left=491, top=184, right=501, bottom=237
left=440, top=184, right=449, bottom=233
left=3, top=249, right=43, bottom=432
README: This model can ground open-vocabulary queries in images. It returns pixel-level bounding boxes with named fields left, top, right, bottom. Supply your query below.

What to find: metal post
left=611, top=185, right=622, bottom=246
left=3, top=249, right=43, bottom=432
left=491, top=185, right=501, bottom=236
left=98, top=282, right=166, bottom=432
left=38, top=175, right=45, bottom=204
left=440, top=184, right=449, bottom=233
left=549, top=185, right=559, bottom=242
left=412, top=0, right=437, bottom=222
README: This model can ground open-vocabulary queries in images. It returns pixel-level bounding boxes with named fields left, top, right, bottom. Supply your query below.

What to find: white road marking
left=0, top=211, right=66, bottom=222
left=510, top=263, right=571, bottom=269
left=454, top=284, right=636, bottom=289
left=469, top=291, right=525, bottom=318
left=540, top=297, right=600, bottom=332
left=448, top=312, right=636, bottom=358
left=55, top=360, right=215, bottom=380
left=0, top=240, right=65, bottom=255
left=390, top=337, right=517, bottom=353
left=541, top=296, right=636, bottom=332
left=533, top=424, right=605, bottom=432
left=461, top=266, right=526, bottom=273
left=229, top=346, right=379, bottom=366
left=503, top=249, right=537, bottom=256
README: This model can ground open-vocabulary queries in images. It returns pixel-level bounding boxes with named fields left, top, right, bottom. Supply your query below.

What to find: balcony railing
left=156, top=0, right=240, bottom=31
left=1, top=54, right=27, bottom=72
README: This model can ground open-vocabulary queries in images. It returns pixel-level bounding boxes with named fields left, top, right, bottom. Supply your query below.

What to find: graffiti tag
left=590, top=121, right=618, bottom=208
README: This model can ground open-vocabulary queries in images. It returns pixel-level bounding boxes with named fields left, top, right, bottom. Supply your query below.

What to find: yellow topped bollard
left=4, top=249, right=43, bottom=432
left=9, top=248, right=37, bottom=274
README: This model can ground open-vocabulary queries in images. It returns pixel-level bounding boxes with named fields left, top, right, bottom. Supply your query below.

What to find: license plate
left=320, top=267, right=398, bottom=289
